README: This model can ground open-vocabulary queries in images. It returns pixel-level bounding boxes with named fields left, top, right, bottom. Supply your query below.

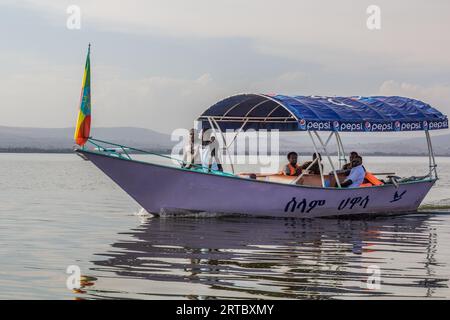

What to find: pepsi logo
left=299, top=119, right=306, bottom=129
left=333, top=121, right=340, bottom=130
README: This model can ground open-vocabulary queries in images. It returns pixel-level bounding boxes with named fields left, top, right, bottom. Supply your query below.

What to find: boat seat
left=239, top=173, right=347, bottom=187
left=266, top=173, right=347, bottom=187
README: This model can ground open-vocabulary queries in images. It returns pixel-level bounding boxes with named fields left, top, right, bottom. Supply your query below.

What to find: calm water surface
left=0, top=154, right=450, bottom=299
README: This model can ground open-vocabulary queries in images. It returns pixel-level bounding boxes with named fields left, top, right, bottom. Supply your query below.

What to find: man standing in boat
left=206, top=136, right=223, bottom=172
left=181, top=129, right=202, bottom=170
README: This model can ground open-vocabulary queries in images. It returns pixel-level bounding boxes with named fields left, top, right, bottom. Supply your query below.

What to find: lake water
left=1, top=154, right=450, bottom=299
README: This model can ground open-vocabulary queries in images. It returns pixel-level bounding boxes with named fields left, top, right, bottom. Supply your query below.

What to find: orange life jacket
left=281, top=163, right=301, bottom=176
left=360, top=172, right=383, bottom=187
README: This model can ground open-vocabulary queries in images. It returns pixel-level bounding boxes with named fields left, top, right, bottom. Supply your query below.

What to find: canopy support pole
left=313, top=131, right=342, bottom=188
left=208, top=117, right=235, bottom=174
left=336, top=133, right=341, bottom=169
left=307, top=131, right=326, bottom=187
left=425, top=130, right=438, bottom=179
left=227, top=119, right=249, bottom=149
left=335, top=131, right=347, bottom=169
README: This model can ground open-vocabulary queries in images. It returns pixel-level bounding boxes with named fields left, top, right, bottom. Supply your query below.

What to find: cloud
left=2, top=0, right=450, bottom=131
left=0, top=58, right=80, bottom=128
left=9, top=0, right=450, bottom=69
left=0, top=48, right=227, bottom=132
left=93, top=71, right=227, bottom=132
left=378, top=80, right=450, bottom=114
left=248, top=71, right=309, bottom=94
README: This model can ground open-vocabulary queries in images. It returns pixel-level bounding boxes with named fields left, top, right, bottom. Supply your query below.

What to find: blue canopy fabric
left=198, top=94, right=448, bottom=132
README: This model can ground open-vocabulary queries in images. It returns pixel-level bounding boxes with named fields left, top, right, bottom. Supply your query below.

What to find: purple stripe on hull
left=80, top=150, right=435, bottom=218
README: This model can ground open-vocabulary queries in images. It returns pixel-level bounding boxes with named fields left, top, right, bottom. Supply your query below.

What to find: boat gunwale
left=76, top=148, right=437, bottom=191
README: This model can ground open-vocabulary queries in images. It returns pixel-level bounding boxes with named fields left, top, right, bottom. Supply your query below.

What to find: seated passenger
left=341, top=156, right=365, bottom=188
left=301, top=152, right=323, bottom=175
left=282, top=152, right=302, bottom=176
left=342, top=151, right=359, bottom=171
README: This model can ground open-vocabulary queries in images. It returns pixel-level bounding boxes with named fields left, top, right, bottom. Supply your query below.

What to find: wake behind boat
left=74, top=46, right=448, bottom=218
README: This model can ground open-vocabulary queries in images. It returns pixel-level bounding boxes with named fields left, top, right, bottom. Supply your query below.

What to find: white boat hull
left=79, top=150, right=435, bottom=218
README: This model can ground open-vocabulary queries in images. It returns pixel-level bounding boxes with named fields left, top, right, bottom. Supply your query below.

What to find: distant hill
left=343, top=135, right=450, bottom=156
left=279, top=133, right=450, bottom=156
left=0, top=126, right=173, bottom=151
left=0, top=126, right=448, bottom=155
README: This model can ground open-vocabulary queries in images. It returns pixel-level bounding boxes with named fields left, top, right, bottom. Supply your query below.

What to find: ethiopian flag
left=74, top=44, right=91, bottom=146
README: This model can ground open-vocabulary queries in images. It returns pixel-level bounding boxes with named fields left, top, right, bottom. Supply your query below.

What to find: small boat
left=74, top=46, right=448, bottom=218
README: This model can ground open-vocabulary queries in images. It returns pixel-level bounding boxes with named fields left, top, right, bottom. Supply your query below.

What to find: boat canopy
left=198, top=94, right=448, bottom=132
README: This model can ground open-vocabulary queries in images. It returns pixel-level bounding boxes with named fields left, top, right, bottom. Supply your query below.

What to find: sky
left=0, top=0, right=449, bottom=133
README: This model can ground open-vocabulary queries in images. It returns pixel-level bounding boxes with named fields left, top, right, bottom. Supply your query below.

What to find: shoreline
left=0, top=148, right=173, bottom=154
left=0, top=149, right=449, bottom=157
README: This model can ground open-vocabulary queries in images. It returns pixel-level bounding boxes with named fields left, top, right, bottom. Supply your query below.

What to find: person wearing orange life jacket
left=282, top=152, right=302, bottom=176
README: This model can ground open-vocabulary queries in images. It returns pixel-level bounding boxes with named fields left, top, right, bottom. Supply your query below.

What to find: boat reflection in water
left=81, top=213, right=449, bottom=299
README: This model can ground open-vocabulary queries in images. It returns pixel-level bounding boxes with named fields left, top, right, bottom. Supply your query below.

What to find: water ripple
left=84, top=214, right=450, bottom=299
